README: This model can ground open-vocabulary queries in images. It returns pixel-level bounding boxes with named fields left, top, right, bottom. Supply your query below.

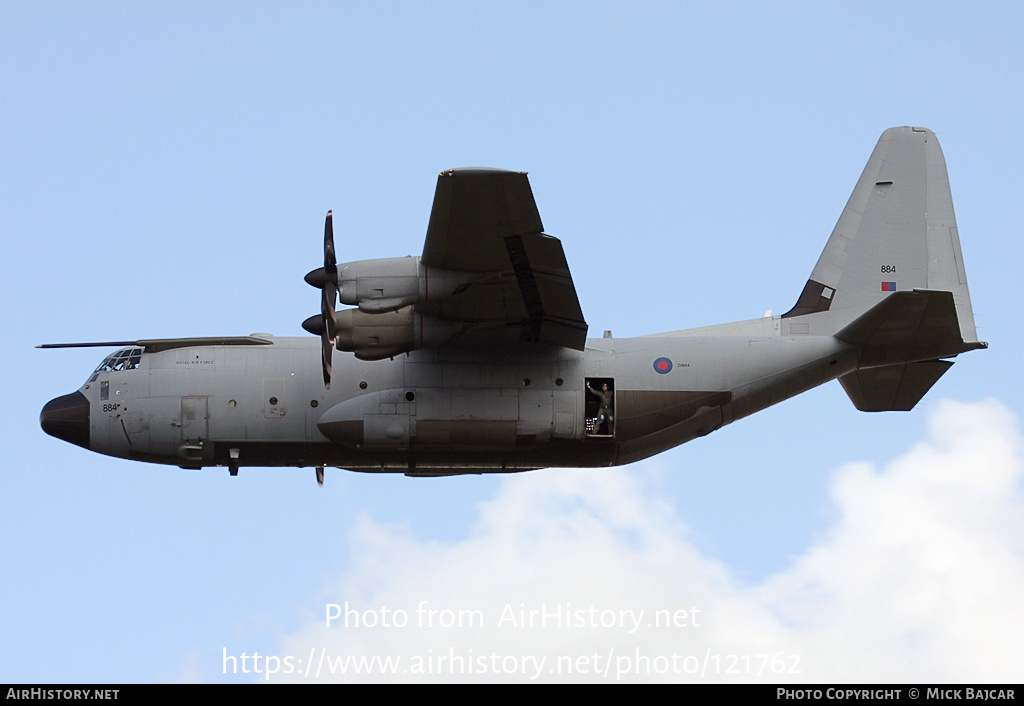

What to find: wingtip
left=440, top=167, right=523, bottom=177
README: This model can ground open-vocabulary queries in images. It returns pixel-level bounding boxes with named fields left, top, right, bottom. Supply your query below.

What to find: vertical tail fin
left=782, top=127, right=985, bottom=411
left=781, top=127, right=979, bottom=343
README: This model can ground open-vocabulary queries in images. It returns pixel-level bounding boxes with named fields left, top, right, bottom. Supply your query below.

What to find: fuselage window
left=92, top=348, right=143, bottom=375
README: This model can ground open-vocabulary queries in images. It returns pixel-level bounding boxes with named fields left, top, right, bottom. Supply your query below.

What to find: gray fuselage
left=54, top=319, right=851, bottom=475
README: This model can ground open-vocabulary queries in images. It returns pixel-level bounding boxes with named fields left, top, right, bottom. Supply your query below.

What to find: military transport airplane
left=40, top=127, right=985, bottom=483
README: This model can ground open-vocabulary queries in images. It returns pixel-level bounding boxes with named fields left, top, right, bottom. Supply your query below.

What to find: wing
left=419, top=168, right=588, bottom=350
left=37, top=336, right=274, bottom=352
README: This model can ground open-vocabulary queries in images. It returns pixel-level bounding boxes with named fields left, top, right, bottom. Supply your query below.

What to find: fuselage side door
left=584, top=377, right=615, bottom=437
left=181, top=396, right=209, bottom=444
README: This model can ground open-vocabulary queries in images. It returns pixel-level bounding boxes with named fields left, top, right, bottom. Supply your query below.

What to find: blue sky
left=3, top=2, right=1022, bottom=682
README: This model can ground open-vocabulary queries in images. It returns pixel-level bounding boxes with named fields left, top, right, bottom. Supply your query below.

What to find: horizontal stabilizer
left=839, top=360, right=953, bottom=411
left=836, top=289, right=985, bottom=367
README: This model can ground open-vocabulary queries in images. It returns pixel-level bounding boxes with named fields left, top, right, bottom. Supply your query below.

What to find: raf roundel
left=653, top=357, right=673, bottom=374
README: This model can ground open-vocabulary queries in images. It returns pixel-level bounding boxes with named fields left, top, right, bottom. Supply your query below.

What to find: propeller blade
left=320, top=210, right=338, bottom=389
left=321, top=327, right=333, bottom=389
left=324, top=210, right=336, bottom=271
left=323, top=211, right=338, bottom=339
left=303, top=211, right=340, bottom=389
left=322, top=279, right=337, bottom=343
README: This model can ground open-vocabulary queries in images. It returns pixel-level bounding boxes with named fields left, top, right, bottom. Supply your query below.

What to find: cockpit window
left=89, top=348, right=143, bottom=380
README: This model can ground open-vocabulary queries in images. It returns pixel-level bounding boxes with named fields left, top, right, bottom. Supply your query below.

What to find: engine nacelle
left=332, top=256, right=481, bottom=313
left=337, top=257, right=420, bottom=313
left=334, top=305, right=463, bottom=360
left=304, top=257, right=489, bottom=356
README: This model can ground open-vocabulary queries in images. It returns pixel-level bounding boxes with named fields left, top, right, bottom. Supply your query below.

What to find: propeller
left=302, top=211, right=338, bottom=389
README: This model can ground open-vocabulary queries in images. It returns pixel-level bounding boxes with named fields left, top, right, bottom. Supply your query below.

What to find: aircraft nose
left=40, top=391, right=91, bottom=449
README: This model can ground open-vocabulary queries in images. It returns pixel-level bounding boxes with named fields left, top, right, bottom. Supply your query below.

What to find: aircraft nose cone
left=40, top=391, right=91, bottom=449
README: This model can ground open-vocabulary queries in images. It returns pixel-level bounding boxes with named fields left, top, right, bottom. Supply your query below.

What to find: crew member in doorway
left=586, top=382, right=613, bottom=435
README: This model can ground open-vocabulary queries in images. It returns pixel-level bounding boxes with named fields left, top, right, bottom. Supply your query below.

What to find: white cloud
left=270, top=399, right=1024, bottom=683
